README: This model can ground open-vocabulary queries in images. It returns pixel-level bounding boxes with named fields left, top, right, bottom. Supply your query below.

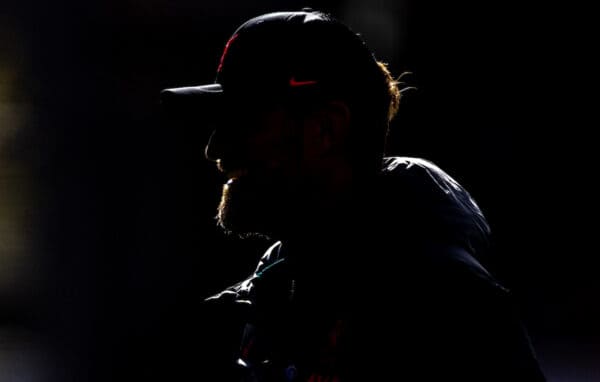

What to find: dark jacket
left=206, top=157, right=546, bottom=381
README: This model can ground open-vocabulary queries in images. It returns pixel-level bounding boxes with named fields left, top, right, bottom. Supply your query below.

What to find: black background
left=0, top=0, right=596, bottom=380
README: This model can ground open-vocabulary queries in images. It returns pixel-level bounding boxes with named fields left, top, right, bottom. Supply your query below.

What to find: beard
left=216, top=174, right=302, bottom=238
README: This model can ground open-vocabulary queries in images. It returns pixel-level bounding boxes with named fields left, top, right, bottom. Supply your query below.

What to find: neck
left=266, top=170, right=378, bottom=244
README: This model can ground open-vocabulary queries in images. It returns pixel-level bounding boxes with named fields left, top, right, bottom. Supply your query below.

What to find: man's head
left=161, top=9, right=401, bottom=238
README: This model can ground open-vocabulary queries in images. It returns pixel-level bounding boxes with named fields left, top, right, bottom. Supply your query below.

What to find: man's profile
left=161, top=9, right=545, bottom=381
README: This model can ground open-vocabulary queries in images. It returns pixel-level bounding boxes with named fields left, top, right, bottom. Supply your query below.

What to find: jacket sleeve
left=424, top=263, right=547, bottom=381
left=347, top=246, right=546, bottom=381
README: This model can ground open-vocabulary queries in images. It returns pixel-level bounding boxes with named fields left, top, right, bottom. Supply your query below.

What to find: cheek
left=299, top=124, right=328, bottom=175
left=301, top=134, right=322, bottom=167
left=249, top=125, right=304, bottom=172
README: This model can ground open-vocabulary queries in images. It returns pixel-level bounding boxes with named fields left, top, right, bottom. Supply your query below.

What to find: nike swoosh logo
left=289, top=77, right=318, bottom=87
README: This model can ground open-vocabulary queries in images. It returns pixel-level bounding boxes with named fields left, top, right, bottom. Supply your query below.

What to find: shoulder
left=378, top=156, right=491, bottom=258
left=381, top=156, right=447, bottom=179
left=382, top=156, right=435, bottom=171
left=380, top=156, right=471, bottom=201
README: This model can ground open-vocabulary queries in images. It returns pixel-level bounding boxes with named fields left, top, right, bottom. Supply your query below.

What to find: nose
left=204, top=127, right=248, bottom=171
left=205, top=128, right=238, bottom=162
left=204, top=130, right=220, bottom=162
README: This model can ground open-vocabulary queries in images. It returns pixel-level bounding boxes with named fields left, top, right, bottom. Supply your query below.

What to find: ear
left=316, top=100, right=351, bottom=154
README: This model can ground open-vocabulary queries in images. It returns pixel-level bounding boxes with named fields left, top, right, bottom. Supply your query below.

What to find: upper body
left=205, top=156, right=546, bottom=381
left=161, top=9, right=545, bottom=381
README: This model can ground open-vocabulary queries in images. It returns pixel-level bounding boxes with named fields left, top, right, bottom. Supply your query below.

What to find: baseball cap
left=160, top=9, right=383, bottom=111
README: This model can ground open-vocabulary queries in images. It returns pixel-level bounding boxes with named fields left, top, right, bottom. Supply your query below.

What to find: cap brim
left=160, top=83, right=224, bottom=120
left=161, top=83, right=222, bottom=99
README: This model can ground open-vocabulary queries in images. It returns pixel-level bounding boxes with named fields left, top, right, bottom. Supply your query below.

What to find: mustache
left=216, top=159, right=248, bottom=179
left=216, top=159, right=250, bottom=174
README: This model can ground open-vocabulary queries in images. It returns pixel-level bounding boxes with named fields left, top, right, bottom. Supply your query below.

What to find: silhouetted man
left=161, top=9, right=545, bottom=381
